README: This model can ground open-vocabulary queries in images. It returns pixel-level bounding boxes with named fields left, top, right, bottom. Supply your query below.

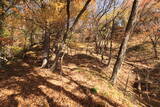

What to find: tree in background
left=138, top=2, right=160, bottom=58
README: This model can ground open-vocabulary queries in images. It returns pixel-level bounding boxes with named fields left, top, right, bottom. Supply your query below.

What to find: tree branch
left=70, top=0, right=91, bottom=31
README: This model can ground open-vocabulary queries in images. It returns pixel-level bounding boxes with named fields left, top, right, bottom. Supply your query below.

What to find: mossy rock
left=90, top=88, right=98, bottom=94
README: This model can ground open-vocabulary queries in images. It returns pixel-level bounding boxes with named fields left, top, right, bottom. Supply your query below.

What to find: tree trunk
left=153, top=42, right=158, bottom=59
left=110, top=0, right=139, bottom=84
left=107, top=39, right=112, bottom=66
left=41, top=30, right=50, bottom=68
left=30, top=30, right=34, bottom=47
left=149, top=35, right=159, bottom=59
left=50, top=42, right=64, bottom=72
left=107, top=16, right=115, bottom=66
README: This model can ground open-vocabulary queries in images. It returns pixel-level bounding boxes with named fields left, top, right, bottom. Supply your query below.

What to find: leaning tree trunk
left=41, top=30, right=50, bottom=68
left=110, top=0, right=140, bottom=84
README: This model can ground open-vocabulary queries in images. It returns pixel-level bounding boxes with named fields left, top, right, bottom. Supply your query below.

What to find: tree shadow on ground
left=63, top=54, right=107, bottom=73
left=126, top=57, right=155, bottom=64
left=132, top=63, right=160, bottom=107
left=0, top=61, right=62, bottom=107
left=60, top=72, right=122, bottom=107
left=0, top=58, right=121, bottom=107
left=126, top=41, right=158, bottom=64
left=63, top=53, right=110, bottom=81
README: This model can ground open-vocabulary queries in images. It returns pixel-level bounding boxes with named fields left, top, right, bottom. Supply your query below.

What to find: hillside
left=1, top=33, right=160, bottom=107
left=0, top=45, right=139, bottom=107
left=0, top=0, right=160, bottom=107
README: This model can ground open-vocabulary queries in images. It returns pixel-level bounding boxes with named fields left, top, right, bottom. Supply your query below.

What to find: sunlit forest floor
left=0, top=46, right=136, bottom=107
left=0, top=34, right=160, bottom=107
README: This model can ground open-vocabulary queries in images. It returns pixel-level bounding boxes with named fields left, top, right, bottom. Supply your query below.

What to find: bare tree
left=146, top=11, right=160, bottom=59
left=92, top=0, right=128, bottom=65
left=138, top=2, right=160, bottom=59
